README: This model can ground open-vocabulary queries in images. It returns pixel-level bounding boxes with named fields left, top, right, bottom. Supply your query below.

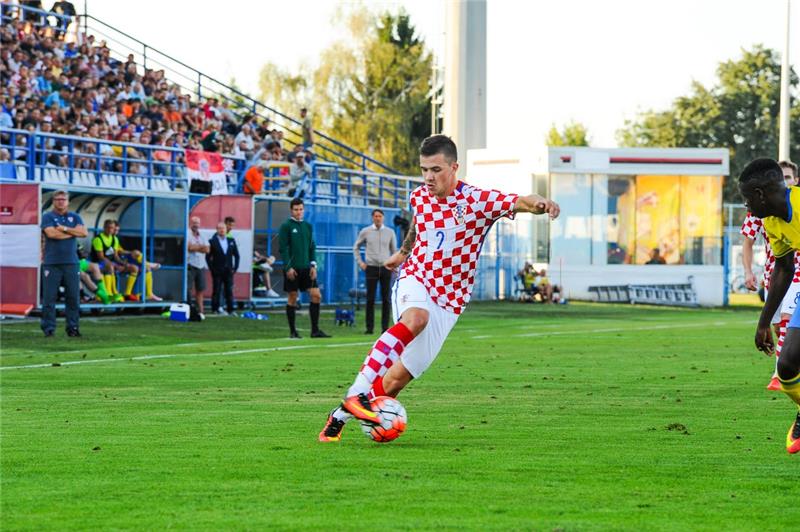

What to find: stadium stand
left=0, top=2, right=448, bottom=315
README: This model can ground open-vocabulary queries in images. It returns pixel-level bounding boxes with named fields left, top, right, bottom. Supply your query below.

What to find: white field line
left=1, top=341, right=375, bottom=371
left=2, top=319, right=751, bottom=371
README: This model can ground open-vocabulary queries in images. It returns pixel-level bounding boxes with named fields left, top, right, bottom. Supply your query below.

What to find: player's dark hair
left=290, top=197, right=304, bottom=208
left=779, top=160, right=798, bottom=178
left=372, top=209, right=384, bottom=216
left=420, top=135, right=458, bottom=162
left=739, top=158, right=784, bottom=193
left=224, top=216, right=235, bottom=224
left=103, top=218, right=115, bottom=227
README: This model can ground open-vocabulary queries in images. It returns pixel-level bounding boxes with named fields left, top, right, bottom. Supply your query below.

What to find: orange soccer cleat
left=341, top=393, right=380, bottom=424
left=767, top=376, right=782, bottom=391
left=318, top=412, right=346, bottom=442
left=786, top=412, right=800, bottom=454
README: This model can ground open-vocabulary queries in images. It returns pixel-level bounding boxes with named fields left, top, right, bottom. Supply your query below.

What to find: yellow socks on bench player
left=103, top=274, right=117, bottom=295
left=125, top=273, right=138, bottom=296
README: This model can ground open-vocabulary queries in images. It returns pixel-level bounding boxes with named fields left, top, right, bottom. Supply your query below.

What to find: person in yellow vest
left=91, top=219, right=128, bottom=302
left=537, top=268, right=554, bottom=303
left=112, top=221, right=161, bottom=302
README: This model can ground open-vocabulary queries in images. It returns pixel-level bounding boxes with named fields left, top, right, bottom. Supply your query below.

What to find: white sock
left=332, top=407, right=351, bottom=423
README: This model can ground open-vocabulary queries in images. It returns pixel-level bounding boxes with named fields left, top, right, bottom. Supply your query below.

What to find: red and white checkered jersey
left=400, top=181, right=519, bottom=314
left=740, top=212, right=800, bottom=288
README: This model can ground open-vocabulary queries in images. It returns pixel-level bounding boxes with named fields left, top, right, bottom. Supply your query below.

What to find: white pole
left=778, top=0, right=792, bottom=161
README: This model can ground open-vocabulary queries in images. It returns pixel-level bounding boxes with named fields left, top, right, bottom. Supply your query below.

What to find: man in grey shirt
left=353, top=209, right=397, bottom=334
left=186, top=216, right=209, bottom=318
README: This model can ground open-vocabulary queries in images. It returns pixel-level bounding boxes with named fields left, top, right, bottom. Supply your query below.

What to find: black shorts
left=284, top=268, right=317, bottom=293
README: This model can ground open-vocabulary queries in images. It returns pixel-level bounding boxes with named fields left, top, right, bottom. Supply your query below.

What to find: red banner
left=185, top=149, right=227, bottom=195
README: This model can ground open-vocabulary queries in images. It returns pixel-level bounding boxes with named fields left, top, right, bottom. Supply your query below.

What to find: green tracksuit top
left=278, top=217, right=316, bottom=270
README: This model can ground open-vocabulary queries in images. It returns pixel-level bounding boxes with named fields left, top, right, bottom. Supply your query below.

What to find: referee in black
left=353, top=209, right=397, bottom=334
left=278, top=197, right=330, bottom=339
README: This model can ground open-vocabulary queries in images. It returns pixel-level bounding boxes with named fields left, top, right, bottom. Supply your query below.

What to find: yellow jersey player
left=739, top=158, right=800, bottom=454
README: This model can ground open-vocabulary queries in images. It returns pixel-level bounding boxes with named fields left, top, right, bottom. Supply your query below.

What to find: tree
left=257, top=7, right=432, bottom=174
left=617, top=45, right=800, bottom=202
left=546, top=121, right=591, bottom=146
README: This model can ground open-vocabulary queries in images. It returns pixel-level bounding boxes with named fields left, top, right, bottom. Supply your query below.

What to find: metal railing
left=1, top=129, right=421, bottom=204
left=0, top=128, right=243, bottom=193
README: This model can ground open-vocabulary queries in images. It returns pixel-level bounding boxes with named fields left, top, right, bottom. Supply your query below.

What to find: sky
left=84, top=0, right=798, bottom=152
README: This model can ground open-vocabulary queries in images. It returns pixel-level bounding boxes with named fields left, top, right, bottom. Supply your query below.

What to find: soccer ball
left=360, top=396, right=407, bottom=443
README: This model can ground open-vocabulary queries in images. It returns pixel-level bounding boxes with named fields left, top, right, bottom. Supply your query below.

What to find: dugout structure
left=0, top=182, right=191, bottom=314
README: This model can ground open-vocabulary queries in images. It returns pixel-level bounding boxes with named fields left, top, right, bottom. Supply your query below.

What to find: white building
left=467, top=146, right=729, bottom=306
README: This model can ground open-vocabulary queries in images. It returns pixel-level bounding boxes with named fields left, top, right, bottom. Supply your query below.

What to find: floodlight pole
left=778, top=0, right=791, bottom=161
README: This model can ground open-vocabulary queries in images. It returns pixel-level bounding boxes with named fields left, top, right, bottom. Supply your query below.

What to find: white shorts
left=781, top=281, right=800, bottom=316
left=392, top=276, right=459, bottom=379
left=765, top=282, right=800, bottom=323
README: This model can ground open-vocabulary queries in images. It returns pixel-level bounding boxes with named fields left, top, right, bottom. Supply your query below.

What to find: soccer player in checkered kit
left=319, top=135, right=560, bottom=441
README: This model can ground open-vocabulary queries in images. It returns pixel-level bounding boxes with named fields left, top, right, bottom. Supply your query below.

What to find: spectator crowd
left=1, top=4, right=313, bottom=189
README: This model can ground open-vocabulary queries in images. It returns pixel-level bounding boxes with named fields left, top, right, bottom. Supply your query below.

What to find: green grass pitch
left=1, top=302, right=797, bottom=529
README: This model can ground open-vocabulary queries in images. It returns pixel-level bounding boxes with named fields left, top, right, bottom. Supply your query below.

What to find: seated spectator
left=518, top=262, right=540, bottom=302
left=646, top=247, right=667, bottom=265
left=234, top=139, right=251, bottom=159
left=252, top=251, right=279, bottom=298
left=234, top=124, right=254, bottom=153
left=288, top=151, right=311, bottom=197
left=536, top=268, right=562, bottom=303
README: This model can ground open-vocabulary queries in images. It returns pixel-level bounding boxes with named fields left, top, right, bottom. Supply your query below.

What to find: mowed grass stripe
left=2, top=316, right=750, bottom=370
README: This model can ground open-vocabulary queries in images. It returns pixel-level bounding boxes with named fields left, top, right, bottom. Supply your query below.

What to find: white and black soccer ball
left=360, top=396, right=408, bottom=443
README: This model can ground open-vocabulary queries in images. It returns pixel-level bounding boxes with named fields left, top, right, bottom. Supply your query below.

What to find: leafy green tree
left=257, top=7, right=432, bottom=174
left=617, top=45, right=800, bottom=202
left=546, top=121, right=591, bottom=146
left=221, top=77, right=254, bottom=114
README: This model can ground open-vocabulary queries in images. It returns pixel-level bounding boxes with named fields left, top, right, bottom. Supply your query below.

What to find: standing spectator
left=186, top=216, right=209, bottom=319
left=278, top=197, right=330, bottom=338
left=50, top=1, right=76, bottom=39
left=207, top=221, right=239, bottom=315
left=300, top=107, right=313, bottom=148
left=353, top=209, right=397, bottom=334
left=41, top=189, right=87, bottom=337
left=242, top=160, right=266, bottom=195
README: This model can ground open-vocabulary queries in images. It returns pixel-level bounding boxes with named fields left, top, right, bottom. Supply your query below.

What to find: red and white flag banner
left=185, top=149, right=228, bottom=195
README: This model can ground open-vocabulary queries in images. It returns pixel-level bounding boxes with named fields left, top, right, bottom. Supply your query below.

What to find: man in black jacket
left=207, top=221, right=239, bottom=315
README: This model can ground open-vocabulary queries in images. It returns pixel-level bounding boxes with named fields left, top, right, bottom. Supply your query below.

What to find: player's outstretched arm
left=384, top=226, right=416, bottom=270
left=513, top=194, right=560, bottom=219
